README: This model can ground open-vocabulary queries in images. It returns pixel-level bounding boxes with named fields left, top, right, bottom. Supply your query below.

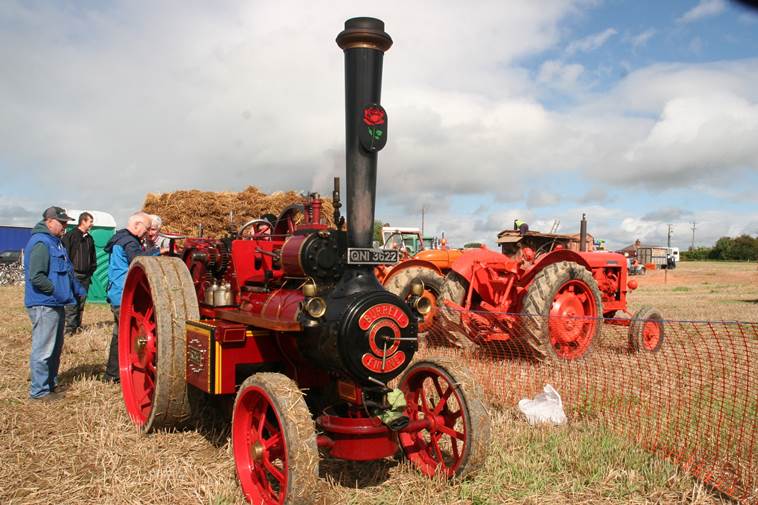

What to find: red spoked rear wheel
left=398, top=358, right=490, bottom=479
left=232, top=373, right=317, bottom=505
left=548, top=279, right=599, bottom=359
left=521, top=261, right=603, bottom=361
left=119, top=256, right=199, bottom=431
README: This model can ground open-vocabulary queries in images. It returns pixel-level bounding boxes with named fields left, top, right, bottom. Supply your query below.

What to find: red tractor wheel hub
left=548, top=279, right=597, bottom=359
left=641, top=320, right=662, bottom=351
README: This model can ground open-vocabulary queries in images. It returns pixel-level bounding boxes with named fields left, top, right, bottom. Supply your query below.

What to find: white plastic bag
left=518, top=384, right=567, bottom=426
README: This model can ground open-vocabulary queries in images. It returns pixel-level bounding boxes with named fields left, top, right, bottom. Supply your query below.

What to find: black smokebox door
left=359, top=103, right=387, bottom=152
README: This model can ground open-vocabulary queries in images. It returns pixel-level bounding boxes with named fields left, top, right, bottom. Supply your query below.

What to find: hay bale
left=143, top=186, right=334, bottom=238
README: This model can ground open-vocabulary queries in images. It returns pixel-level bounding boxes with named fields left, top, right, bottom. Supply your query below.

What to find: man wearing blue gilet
left=24, top=206, right=87, bottom=400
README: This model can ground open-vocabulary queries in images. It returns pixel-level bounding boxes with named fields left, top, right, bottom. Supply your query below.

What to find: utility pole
left=665, top=224, right=673, bottom=284
left=690, top=221, right=696, bottom=250
left=421, top=205, right=425, bottom=239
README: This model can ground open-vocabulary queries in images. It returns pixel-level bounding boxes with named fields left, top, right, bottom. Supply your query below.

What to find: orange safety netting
left=421, top=309, right=757, bottom=503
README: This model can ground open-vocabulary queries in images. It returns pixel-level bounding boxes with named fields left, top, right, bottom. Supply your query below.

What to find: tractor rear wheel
left=232, top=373, right=318, bottom=505
left=628, top=306, right=664, bottom=353
left=521, top=261, right=602, bottom=361
left=384, top=266, right=445, bottom=332
left=119, top=256, right=199, bottom=431
left=435, top=271, right=476, bottom=348
left=398, top=358, right=491, bottom=479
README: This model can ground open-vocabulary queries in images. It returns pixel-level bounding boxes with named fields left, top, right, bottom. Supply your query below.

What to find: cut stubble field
left=0, top=261, right=755, bottom=504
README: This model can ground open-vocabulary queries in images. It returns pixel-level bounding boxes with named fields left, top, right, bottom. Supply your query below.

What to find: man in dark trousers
left=24, top=206, right=87, bottom=400
left=103, top=212, right=152, bottom=383
left=62, top=211, right=96, bottom=335
left=514, top=219, right=529, bottom=237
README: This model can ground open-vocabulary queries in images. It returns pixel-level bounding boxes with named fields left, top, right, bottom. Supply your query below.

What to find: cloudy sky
left=1, top=0, right=757, bottom=249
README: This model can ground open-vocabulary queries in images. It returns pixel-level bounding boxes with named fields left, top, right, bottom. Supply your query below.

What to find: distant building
left=618, top=241, right=669, bottom=268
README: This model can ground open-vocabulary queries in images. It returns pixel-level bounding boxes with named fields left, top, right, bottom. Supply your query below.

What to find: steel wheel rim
left=119, top=265, right=158, bottom=426
left=548, top=279, right=597, bottom=359
left=399, top=365, right=468, bottom=477
left=233, top=386, right=288, bottom=505
left=641, top=319, right=662, bottom=350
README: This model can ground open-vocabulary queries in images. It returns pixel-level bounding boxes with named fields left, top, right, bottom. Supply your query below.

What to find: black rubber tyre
left=232, top=373, right=318, bottom=505
left=119, top=256, right=199, bottom=432
left=398, top=357, right=491, bottom=479
left=628, top=306, right=665, bottom=353
left=520, top=261, right=603, bottom=361
left=435, top=271, right=475, bottom=348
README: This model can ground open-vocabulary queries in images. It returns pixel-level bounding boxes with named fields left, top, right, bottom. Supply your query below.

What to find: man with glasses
left=24, top=206, right=87, bottom=400
left=144, top=214, right=170, bottom=255
left=102, top=212, right=152, bottom=383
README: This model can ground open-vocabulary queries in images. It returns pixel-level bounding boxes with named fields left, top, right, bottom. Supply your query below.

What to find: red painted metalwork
left=317, top=414, right=398, bottom=460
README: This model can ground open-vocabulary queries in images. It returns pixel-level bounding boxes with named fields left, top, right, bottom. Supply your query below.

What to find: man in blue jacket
left=24, top=206, right=87, bottom=400
left=103, top=212, right=152, bottom=383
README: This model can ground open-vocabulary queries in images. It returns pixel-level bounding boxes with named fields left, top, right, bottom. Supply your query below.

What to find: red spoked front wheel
left=628, top=306, right=665, bottom=353
left=398, top=358, right=490, bottom=479
left=232, top=373, right=317, bottom=505
left=119, top=256, right=199, bottom=431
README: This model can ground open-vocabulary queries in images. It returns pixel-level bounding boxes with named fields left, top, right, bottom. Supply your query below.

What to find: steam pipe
left=336, top=18, right=392, bottom=249
left=579, top=213, right=587, bottom=252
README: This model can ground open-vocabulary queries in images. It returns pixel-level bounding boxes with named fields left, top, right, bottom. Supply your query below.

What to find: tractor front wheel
left=628, top=306, right=665, bottom=353
left=232, top=373, right=318, bottom=505
left=398, top=358, right=491, bottom=479
left=119, top=256, right=199, bottom=431
left=521, top=261, right=602, bottom=361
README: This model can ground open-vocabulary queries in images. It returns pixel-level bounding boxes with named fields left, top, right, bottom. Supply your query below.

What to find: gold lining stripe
left=214, top=341, right=222, bottom=394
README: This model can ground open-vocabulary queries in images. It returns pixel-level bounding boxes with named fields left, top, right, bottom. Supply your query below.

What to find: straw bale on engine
left=143, top=186, right=334, bottom=238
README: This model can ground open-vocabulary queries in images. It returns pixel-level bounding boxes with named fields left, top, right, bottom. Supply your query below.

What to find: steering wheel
left=238, top=219, right=273, bottom=239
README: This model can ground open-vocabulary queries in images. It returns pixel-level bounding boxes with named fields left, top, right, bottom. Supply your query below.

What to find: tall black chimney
left=336, top=18, right=392, bottom=249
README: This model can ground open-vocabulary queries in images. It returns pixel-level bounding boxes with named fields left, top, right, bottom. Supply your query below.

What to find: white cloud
left=0, top=1, right=755, bottom=253
left=565, top=28, right=617, bottom=55
left=537, top=59, right=585, bottom=87
left=677, top=0, right=726, bottom=24
left=626, top=28, right=656, bottom=49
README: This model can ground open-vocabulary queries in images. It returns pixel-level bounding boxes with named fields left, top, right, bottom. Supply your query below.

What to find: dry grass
left=1, top=261, right=753, bottom=504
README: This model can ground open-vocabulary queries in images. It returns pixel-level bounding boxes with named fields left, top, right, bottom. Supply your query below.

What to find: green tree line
left=681, top=234, right=758, bottom=261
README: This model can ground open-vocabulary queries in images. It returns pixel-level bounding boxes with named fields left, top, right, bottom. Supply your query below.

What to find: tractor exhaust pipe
left=579, top=213, right=588, bottom=252
left=336, top=18, right=392, bottom=249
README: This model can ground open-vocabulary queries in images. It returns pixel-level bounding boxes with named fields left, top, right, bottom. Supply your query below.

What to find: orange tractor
left=435, top=215, right=664, bottom=360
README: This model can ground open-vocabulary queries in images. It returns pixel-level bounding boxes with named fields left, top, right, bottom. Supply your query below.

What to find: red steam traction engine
left=118, top=18, right=491, bottom=505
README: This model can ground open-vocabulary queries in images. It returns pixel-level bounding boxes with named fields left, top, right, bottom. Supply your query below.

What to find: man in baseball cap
left=23, top=206, right=86, bottom=400
left=42, top=206, right=74, bottom=223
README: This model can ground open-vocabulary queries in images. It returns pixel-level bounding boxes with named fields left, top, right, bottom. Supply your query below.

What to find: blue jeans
left=27, top=306, right=65, bottom=398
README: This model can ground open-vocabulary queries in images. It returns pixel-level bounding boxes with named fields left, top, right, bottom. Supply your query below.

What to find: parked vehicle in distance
left=0, top=250, right=22, bottom=265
